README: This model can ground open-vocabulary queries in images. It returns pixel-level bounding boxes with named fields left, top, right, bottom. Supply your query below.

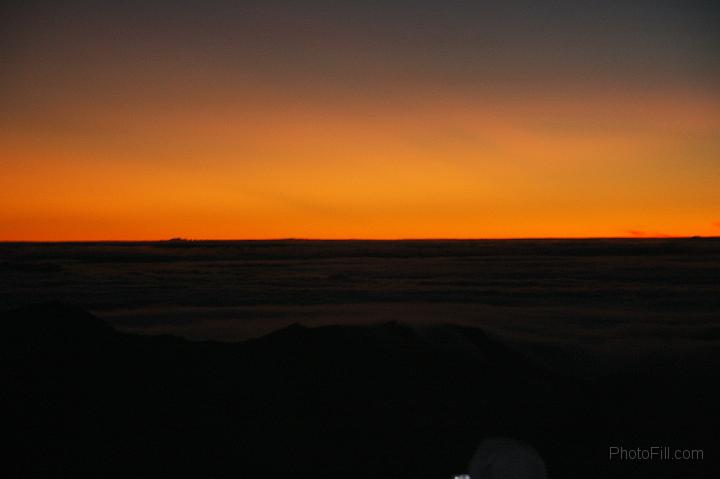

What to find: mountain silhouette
left=5, top=303, right=717, bottom=478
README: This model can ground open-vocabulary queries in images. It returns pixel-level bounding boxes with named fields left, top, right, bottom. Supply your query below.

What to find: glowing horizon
left=2, top=1, right=719, bottom=241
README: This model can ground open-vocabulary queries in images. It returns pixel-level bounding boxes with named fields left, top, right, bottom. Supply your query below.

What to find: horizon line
left=1, top=235, right=716, bottom=244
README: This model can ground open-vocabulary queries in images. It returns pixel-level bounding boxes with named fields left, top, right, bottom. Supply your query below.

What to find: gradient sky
left=2, top=0, right=719, bottom=240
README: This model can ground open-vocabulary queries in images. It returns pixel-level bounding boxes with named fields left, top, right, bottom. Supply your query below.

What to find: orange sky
left=2, top=1, right=719, bottom=240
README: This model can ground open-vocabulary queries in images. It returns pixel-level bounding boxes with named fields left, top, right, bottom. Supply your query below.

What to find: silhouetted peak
left=368, top=320, right=409, bottom=332
left=252, top=320, right=525, bottom=365
left=4, top=301, right=115, bottom=346
left=262, top=322, right=309, bottom=339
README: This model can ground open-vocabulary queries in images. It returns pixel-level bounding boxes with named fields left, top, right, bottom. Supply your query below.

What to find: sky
left=2, top=0, right=719, bottom=240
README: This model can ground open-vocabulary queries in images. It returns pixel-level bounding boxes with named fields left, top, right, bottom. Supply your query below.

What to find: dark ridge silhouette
left=5, top=303, right=718, bottom=478
left=5, top=301, right=114, bottom=344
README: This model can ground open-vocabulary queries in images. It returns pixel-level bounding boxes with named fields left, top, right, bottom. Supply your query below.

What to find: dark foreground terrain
left=5, top=302, right=718, bottom=478
left=2, top=239, right=719, bottom=477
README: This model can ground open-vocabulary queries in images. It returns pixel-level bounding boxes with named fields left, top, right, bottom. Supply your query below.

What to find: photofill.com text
left=609, top=446, right=703, bottom=461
